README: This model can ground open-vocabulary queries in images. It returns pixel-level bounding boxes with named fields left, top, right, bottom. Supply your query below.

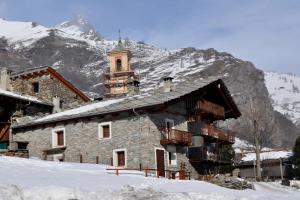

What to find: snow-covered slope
left=0, top=156, right=299, bottom=200
left=0, top=18, right=49, bottom=47
left=55, top=16, right=102, bottom=41
left=265, top=71, right=300, bottom=126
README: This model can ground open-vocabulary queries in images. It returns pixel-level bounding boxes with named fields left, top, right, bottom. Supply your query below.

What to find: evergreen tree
left=293, top=136, right=300, bottom=179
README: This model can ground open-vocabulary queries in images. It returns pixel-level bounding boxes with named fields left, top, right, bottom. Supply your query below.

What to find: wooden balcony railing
left=201, top=124, right=235, bottom=143
left=104, top=68, right=136, bottom=78
left=186, top=99, right=225, bottom=119
left=0, top=122, right=11, bottom=142
left=188, top=146, right=232, bottom=163
left=160, top=128, right=192, bottom=146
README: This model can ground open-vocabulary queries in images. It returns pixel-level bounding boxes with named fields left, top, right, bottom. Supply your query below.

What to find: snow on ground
left=36, top=98, right=124, bottom=122
left=241, top=150, right=292, bottom=162
left=0, top=156, right=299, bottom=200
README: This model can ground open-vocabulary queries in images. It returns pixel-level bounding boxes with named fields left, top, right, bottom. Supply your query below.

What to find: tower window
left=32, top=82, right=39, bottom=93
left=116, top=59, right=122, bottom=71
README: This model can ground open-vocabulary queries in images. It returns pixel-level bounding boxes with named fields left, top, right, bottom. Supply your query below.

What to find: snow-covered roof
left=36, top=98, right=123, bottom=122
left=241, top=150, right=293, bottom=162
left=13, top=77, right=240, bottom=128
left=0, top=88, right=51, bottom=106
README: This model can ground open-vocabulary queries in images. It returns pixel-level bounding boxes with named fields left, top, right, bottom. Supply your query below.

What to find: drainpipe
left=132, top=108, right=142, bottom=170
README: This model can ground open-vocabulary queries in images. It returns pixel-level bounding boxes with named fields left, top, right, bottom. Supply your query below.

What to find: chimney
left=163, top=77, right=174, bottom=92
left=52, top=96, right=62, bottom=113
left=0, top=68, right=11, bottom=91
left=127, top=77, right=140, bottom=96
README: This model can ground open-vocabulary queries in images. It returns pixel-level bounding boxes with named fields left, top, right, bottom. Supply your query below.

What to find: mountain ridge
left=0, top=17, right=299, bottom=147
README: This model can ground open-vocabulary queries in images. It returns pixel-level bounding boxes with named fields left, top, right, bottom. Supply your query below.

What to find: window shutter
left=102, top=125, right=110, bottom=138
left=57, top=131, right=64, bottom=146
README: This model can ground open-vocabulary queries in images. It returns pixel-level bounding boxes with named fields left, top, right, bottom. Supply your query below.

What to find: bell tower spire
left=118, top=29, right=122, bottom=44
left=104, top=31, right=139, bottom=98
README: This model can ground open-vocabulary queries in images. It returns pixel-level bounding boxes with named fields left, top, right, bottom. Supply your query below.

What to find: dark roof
left=10, top=66, right=49, bottom=77
left=13, top=77, right=241, bottom=129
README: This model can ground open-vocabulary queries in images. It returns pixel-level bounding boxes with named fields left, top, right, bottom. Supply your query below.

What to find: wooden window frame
left=98, top=122, right=112, bottom=140
left=52, top=128, right=66, bottom=148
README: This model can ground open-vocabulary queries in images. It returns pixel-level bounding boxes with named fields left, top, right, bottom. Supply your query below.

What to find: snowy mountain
left=55, top=15, right=103, bottom=42
left=265, top=71, right=300, bottom=126
left=0, top=18, right=299, bottom=147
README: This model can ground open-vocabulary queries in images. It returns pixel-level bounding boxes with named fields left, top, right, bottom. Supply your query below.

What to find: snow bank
left=0, top=156, right=299, bottom=200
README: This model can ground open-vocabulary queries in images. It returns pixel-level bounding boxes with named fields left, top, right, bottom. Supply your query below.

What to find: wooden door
left=156, top=149, right=165, bottom=177
left=117, top=151, right=125, bottom=166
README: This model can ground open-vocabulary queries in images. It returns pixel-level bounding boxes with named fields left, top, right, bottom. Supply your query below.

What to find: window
left=32, top=82, right=39, bottom=93
left=59, top=100, right=63, bottom=109
left=57, top=131, right=64, bottom=146
left=17, top=142, right=28, bottom=150
left=116, top=59, right=122, bottom=71
left=52, top=128, right=65, bottom=147
left=98, top=122, right=112, bottom=140
left=113, top=148, right=127, bottom=167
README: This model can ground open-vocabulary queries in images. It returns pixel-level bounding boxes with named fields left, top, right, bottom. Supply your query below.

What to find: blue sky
left=0, top=0, right=300, bottom=75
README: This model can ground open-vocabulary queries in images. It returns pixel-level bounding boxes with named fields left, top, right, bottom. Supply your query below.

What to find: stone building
left=12, top=77, right=241, bottom=178
left=0, top=66, right=90, bottom=151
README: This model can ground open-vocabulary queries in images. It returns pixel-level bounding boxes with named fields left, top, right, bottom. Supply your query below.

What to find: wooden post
left=79, top=154, right=83, bottom=163
left=145, top=168, right=148, bottom=177
left=116, top=169, right=119, bottom=176
left=96, top=156, right=99, bottom=164
left=157, top=169, right=159, bottom=178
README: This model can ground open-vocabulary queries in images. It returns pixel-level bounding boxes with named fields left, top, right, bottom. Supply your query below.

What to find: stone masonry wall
left=11, top=74, right=85, bottom=110
left=13, top=101, right=201, bottom=178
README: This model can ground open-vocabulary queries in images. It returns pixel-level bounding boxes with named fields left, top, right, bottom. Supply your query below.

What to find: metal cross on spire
left=118, top=29, right=122, bottom=44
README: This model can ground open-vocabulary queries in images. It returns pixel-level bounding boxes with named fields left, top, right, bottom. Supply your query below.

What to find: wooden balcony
left=186, top=99, right=225, bottom=119
left=201, top=124, right=235, bottom=143
left=160, top=128, right=192, bottom=146
left=188, top=146, right=232, bottom=164
left=0, top=122, right=10, bottom=142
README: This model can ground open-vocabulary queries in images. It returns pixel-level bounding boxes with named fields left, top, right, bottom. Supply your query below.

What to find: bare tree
left=238, top=98, right=276, bottom=181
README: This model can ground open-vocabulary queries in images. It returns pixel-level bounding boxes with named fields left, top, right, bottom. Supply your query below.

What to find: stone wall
left=12, top=101, right=209, bottom=179
left=11, top=73, right=85, bottom=110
